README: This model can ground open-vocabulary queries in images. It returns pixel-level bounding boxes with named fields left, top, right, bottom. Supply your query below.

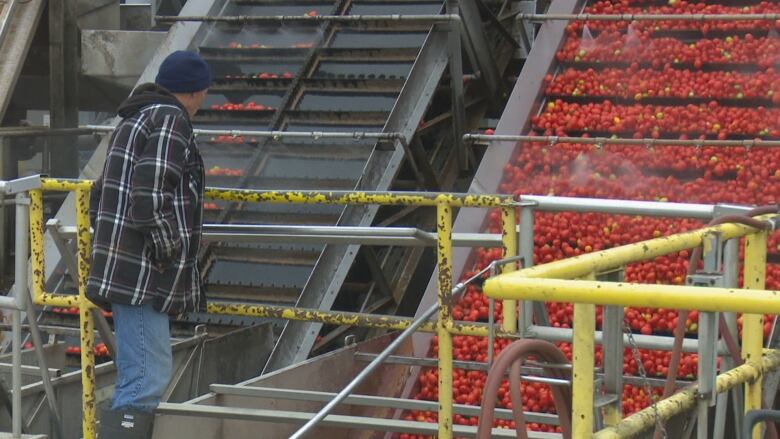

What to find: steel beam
left=210, top=384, right=560, bottom=425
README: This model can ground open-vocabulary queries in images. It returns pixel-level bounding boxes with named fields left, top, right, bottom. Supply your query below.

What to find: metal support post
left=690, top=233, right=722, bottom=439
left=436, top=202, right=454, bottom=439
left=572, top=272, right=596, bottom=437
left=743, top=230, right=768, bottom=439
left=697, top=311, right=718, bottom=439
left=444, top=6, right=467, bottom=171
left=517, top=206, right=535, bottom=334
left=48, top=0, right=80, bottom=178
left=76, top=188, right=97, bottom=439
left=602, top=302, right=624, bottom=426
left=500, top=206, right=517, bottom=332
left=16, top=193, right=65, bottom=438
left=11, top=308, right=20, bottom=438
left=716, top=238, right=741, bottom=439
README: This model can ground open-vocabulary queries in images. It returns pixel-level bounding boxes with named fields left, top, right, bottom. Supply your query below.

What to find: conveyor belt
left=189, top=0, right=445, bottom=313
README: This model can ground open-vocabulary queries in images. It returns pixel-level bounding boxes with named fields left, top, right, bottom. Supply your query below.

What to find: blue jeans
left=110, top=302, right=172, bottom=412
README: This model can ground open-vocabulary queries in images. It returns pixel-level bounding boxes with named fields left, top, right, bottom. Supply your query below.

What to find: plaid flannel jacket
left=87, top=85, right=205, bottom=314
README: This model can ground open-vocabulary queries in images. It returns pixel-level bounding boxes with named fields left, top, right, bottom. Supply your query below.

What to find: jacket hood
left=117, top=83, right=189, bottom=118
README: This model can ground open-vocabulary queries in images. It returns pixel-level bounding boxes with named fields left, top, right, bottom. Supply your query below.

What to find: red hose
left=476, top=339, right=572, bottom=439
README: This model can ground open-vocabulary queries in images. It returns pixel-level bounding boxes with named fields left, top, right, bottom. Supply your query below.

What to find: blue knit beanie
left=155, top=51, right=212, bottom=93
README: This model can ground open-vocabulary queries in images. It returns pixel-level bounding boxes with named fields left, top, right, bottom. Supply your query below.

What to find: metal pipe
left=287, top=303, right=439, bottom=439
left=517, top=206, right=535, bottom=334
left=500, top=206, right=517, bottom=332
left=593, top=349, right=780, bottom=439
left=155, top=13, right=460, bottom=24
left=28, top=188, right=78, bottom=308
left=522, top=195, right=720, bottom=219
left=0, top=295, right=23, bottom=310
left=82, top=125, right=404, bottom=141
left=42, top=176, right=732, bottom=218
left=514, top=12, right=780, bottom=22
left=206, top=301, right=424, bottom=331
left=11, top=194, right=23, bottom=438
left=15, top=192, right=65, bottom=438
left=203, top=224, right=436, bottom=244
left=0, top=127, right=97, bottom=138
left=40, top=178, right=517, bottom=206
left=203, top=187, right=517, bottom=208
left=572, top=273, right=596, bottom=437
left=29, top=189, right=45, bottom=306
left=743, top=231, right=768, bottom=439
left=464, top=134, right=780, bottom=149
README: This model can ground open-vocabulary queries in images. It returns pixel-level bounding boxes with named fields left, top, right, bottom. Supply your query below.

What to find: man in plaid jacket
left=88, top=51, right=210, bottom=439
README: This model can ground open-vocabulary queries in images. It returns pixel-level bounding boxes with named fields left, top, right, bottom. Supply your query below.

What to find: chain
left=623, top=320, right=668, bottom=439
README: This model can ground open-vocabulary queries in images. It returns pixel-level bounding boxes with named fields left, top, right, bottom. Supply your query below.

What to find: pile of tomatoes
left=401, top=2, right=780, bottom=437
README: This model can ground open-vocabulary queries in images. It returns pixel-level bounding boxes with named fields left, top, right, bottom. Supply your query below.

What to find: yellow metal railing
left=29, top=177, right=519, bottom=439
left=483, top=216, right=780, bottom=439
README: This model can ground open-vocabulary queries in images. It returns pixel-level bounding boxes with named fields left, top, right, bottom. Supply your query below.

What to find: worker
left=87, top=50, right=211, bottom=438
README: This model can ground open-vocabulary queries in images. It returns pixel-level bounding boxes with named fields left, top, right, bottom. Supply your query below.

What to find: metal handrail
left=514, top=12, right=780, bottom=21
left=464, top=133, right=780, bottom=149
left=0, top=126, right=405, bottom=142
left=155, top=12, right=780, bottom=23
left=82, top=125, right=406, bottom=143
left=155, top=13, right=461, bottom=24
